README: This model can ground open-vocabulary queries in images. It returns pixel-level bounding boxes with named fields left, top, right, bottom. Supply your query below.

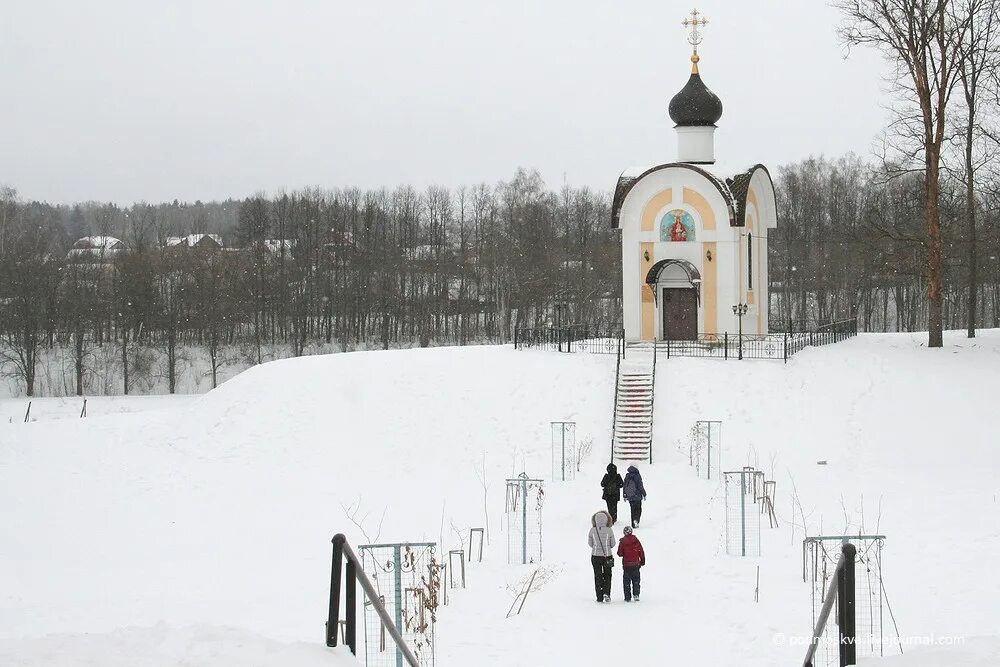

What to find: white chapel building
left=611, top=13, right=777, bottom=343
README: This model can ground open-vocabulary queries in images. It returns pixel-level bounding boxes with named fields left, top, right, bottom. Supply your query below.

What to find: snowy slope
left=1, top=334, right=998, bottom=666
left=0, top=346, right=615, bottom=663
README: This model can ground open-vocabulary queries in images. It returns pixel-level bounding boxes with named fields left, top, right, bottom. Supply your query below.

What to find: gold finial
left=681, top=8, right=709, bottom=74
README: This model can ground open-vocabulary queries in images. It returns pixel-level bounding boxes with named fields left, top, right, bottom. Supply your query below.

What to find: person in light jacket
left=587, top=509, right=616, bottom=603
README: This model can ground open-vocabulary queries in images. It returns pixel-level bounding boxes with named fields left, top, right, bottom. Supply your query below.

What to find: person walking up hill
left=600, top=463, right=624, bottom=524
left=617, top=525, right=645, bottom=602
left=587, top=510, right=616, bottom=603
left=623, top=465, right=647, bottom=529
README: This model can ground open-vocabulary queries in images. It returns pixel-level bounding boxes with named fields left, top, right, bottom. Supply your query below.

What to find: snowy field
left=1, top=333, right=998, bottom=666
left=0, top=395, right=194, bottom=425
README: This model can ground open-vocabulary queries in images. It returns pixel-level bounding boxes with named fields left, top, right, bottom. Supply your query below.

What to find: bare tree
left=952, top=0, right=1000, bottom=337
left=836, top=0, right=971, bottom=347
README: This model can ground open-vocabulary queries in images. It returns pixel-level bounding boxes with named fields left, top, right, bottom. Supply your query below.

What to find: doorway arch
left=645, top=259, right=700, bottom=341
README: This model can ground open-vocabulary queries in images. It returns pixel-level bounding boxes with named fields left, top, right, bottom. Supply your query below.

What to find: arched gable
left=726, top=164, right=776, bottom=228
left=612, top=163, right=737, bottom=230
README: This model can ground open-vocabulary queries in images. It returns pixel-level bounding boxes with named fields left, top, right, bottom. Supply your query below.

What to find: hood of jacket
left=591, top=510, right=612, bottom=527
left=606, top=463, right=618, bottom=474
left=627, top=465, right=639, bottom=475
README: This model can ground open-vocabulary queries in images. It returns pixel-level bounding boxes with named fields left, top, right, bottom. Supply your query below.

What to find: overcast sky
left=0, top=0, right=891, bottom=205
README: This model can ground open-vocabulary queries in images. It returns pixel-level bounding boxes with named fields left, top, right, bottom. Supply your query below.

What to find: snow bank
left=0, top=346, right=614, bottom=647
left=0, top=624, right=358, bottom=667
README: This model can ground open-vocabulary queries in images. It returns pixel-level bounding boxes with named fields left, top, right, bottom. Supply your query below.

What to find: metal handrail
left=648, top=340, right=657, bottom=464
left=327, top=533, right=421, bottom=667
left=802, top=542, right=857, bottom=667
left=609, top=333, right=624, bottom=462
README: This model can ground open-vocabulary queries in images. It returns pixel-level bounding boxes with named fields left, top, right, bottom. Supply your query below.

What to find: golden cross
left=681, top=8, right=709, bottom=53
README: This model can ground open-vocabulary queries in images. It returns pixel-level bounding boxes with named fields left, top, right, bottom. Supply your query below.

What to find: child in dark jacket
left=616, top=525, right=645, bottom=602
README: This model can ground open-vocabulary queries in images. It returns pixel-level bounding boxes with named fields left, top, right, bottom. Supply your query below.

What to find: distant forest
left=1, top=155, right=999, bottom=396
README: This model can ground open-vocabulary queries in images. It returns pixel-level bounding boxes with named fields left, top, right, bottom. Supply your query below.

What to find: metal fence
left=803, top=535, right=891, bottom=666
left=550, top=421, right=577, bottom=482
left=513, top=326, right=623, bottom=354
left=691, top=420, right=722, bottom=480
left=514, top=319, right=857, bottom=363
left=724, top=468, right=764, bottom=557
left=356, top=542, right=439, bottom=667
left=505, top=473, right=544, bottom=565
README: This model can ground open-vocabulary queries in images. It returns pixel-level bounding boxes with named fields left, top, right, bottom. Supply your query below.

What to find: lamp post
left=732, top=303, right=748, bottom=360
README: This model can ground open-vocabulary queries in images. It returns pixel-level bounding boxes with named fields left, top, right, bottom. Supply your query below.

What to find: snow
left=1, top=395, right=194, bottom=424
left=70, top=236, right=124, bottom=252
left=0, top=625, right=359, bottom=667
left=1, top=332, right=998, bottom=665
left=166, top=233, right=223, bottom=248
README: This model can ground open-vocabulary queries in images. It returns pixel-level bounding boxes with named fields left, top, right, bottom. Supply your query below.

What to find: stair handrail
left=327, top=533, right=421, bottom=666
left=648, top=340, right=657, bottom=464
left=609, top=331, right=624, bottom=462
left=802, top=542, right=857, bottom=667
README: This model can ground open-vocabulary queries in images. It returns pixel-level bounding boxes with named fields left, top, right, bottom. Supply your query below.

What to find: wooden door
left=661, top=288, right=697, bottom=341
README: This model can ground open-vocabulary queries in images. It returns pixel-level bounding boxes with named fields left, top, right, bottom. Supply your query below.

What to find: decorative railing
left=515, top=319, right=858, bottom=363
left=654, top=333, right=799, bottom=362
left=513, top=326, right=624, bottom=354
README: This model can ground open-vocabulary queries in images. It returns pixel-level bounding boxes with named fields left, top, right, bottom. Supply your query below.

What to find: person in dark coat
left=622, top=465, right=647, bottom=528
left=600, top=463, right=624, bottom=524
left=617, top=525, right=645, bottom=601
left=587, top=510, right=616, bottom=602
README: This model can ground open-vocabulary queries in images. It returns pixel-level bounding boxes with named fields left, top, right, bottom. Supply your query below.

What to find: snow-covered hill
left=1, top=334, right=998, bottom=665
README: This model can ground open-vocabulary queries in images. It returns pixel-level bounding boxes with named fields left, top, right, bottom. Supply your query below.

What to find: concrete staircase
left=612, top=344, right=655, bottom=462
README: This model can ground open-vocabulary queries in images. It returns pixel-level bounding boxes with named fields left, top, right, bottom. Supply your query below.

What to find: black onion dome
left=668, top=71, right=723, bottom=127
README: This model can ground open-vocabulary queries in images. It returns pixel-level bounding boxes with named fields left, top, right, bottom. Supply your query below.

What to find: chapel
left=611, top=10, right=777, bottom=342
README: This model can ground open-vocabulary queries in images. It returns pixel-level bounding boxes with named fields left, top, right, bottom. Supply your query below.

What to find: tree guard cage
left=724, top=468, right=764, bottom=557
left=505, top=473, right=544, bottom=565
left=691, top=420, right=722, bottom=480
left=357, top=542, right=439, bottom=667
left=803, top=535, right=891, bottom=666
left=550, top=421, right=577, bottom=482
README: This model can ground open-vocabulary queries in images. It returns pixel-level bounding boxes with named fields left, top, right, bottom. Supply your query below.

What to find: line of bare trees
left=2, top=147, right=1000, bottom=397
left=771, top=154, right=1000, bottom=332
left=0, top=170, right=620, bottom=396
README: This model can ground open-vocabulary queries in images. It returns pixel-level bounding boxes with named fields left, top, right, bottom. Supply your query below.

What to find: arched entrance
left=646, top=259, right=700, bottom=341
